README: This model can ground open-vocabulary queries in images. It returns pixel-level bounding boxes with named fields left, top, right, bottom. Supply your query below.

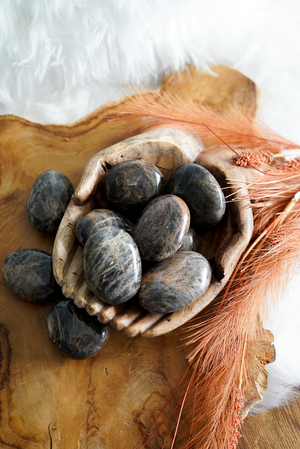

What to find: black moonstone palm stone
left=27, top=170, right=74, bottom=233
left=47, top=300, right=110, bottom=360
left=76, top=209, right=133, bottom=247
left=2, top=249, right=59, bottom=302
left=104, top=160, right=164, bottom=213
left=178, top=228, right=198, bottom=252
left=133, top=194, right=190, bottom=262
left=83, top=227, right=142, bottom=305
left=138, top=251, right=212, bottom=314
left=167, top=163, right=226, bottom=230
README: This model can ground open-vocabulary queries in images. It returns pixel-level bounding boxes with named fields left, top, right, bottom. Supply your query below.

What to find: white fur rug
left=1, top=0, right=300, bottom=413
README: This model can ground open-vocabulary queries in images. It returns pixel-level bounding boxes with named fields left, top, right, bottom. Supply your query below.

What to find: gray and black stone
left=104, top=160, right=165, bottom=213
left=2, top=249, right=59, bottom=302
left=76, top=209, right=133, bottom=246
left=167, top=163, right=226, bottom=230
left=83, top=227, right=142, bottom=305
left=27, top=170, right=74, bottom=233
left=178, top=228, right=198, bottom=252
left=133, top=194, right=190, bottom=262
left=46, top=300, right=110, bottom=360
left=138, top=251, right=212, bottom=314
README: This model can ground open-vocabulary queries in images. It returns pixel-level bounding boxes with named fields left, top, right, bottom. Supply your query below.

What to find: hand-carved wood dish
left=52, top=127, right=254, bottom=337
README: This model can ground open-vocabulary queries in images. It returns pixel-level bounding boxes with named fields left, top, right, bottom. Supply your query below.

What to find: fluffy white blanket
left=1, top=0, right=300, bottom=412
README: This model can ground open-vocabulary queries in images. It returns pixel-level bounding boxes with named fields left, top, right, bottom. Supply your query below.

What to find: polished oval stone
left=167, top=163, right=226, bottom=230
left=2, top=249, right=59, bottom=302
left=133, top=194, right=190, bottom=262
left=104, top=160, right=164, bottom=213
left=83, top=227, right=142, bottom=305
left=76, top=209, right=133, bottom=246
left=138, top=251, right=212, bottom=314
left=178, top=228, right=198, bottom=252
left=47, top=300, right=110, bottom=360
left=27, top=170, right=74, bottom=233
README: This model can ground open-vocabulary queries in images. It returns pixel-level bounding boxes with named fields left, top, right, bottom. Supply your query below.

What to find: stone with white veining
left=104, top=160, right=165, bottom=213
left=76, top=209, right=133, bottom=246
left=83, top=227, right=142, bottom=305
left=47, top=300, right=110, bottom=360
left=138, top=251, right=212, bottom=314
left=133, top=194, right=190, bottom=262
left=2, top=249, right=59, bottom=302
left=27, top=170, right=74, bottom=233
left=168, top=163, right=226, bottom=230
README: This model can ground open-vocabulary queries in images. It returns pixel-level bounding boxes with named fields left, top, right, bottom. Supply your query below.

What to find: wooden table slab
left=0, top=132, right=190, bottom=448
left=0, top=66, right=299, bottom=448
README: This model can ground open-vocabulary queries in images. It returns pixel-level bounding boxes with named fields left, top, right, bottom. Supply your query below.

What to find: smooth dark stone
left=178, top=228, right=198, bottom=252
left=47, top=300, right=110, bottom=360
left=27, top=170, right=74, bottom=233
left=133, top=195, right=190, bottom=262
left=138, top=251, right=212, bottom=314
left=83, top=227, right=142, bottom=305
left=167, top=163, right=226, bottom=230
left=104, top=160, right=164, bottom=213
left=2, top=249, right=59, bottom=302
left=76, top=209, right=133, bottom=246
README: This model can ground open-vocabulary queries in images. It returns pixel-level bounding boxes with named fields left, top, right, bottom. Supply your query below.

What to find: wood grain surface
left=0, top=66, right=299, bottom=448
left=0, top=123, right=188, bottom=449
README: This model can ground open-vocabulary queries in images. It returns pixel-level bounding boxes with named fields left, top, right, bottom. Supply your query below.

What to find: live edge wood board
left=0, top=66, right=299, bottom=448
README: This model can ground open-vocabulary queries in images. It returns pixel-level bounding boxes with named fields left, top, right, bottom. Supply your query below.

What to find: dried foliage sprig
left=133, top=176, right=300, bottom=449
left=134, top=183, right=300, bottom=449
left=232, top=150, right=273, bottom=167
left=112, top=91, right=299, bottom=153
left=237, top=169, right=300, bottom=234
left=178, top=191, right=300, bottom=449
left=111, top=92, right=300, bottom=448
left=231, top=149, right=300, bottom=170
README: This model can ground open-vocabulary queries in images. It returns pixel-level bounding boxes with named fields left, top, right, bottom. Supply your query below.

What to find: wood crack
left=48, top=421, right=54, bottom=449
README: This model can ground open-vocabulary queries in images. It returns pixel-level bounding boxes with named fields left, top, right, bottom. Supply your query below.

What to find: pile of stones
left=2, top=159, right=225, bottom=360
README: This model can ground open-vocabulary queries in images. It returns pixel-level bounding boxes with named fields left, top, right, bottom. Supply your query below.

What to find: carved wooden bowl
left=52, top=127, right=254, bottom=338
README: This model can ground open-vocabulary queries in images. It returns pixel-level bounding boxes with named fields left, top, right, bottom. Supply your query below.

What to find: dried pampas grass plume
left=111, top=90, right=298, bottom=154
left=109, top=93, right=300, bottom=448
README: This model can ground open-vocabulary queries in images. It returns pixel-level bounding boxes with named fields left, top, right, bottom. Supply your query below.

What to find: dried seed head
left=229, top=389, right=244, bottom=449
left=232, top=150, right=273, bottom=167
